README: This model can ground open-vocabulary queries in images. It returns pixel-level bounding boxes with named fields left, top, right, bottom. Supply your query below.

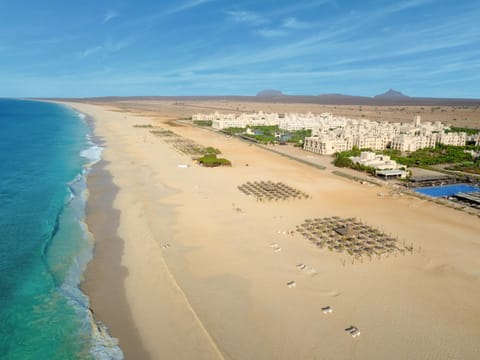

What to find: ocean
left=0, top=99, right=122, bottom=359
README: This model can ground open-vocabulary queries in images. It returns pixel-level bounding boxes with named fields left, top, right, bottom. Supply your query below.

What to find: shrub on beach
left=202, top=147, right=221, bottom=156
left=198, top=153, right=231, bottom=167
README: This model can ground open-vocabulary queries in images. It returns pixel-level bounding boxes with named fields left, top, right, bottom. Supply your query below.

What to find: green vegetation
left=332, top=147, right=363, bottom=168
left=202, top=146, right=221, bottom=156
left=223, top=125, right=311, bottom=145
left=246, top=125, right=279, bottom=144
left=249, top=125, right=279, bottom=133
left=289, top=129, right=312, bottom=144
left=380, top=148, right=402, bottom=157
left=198, top=154, right=231, bottom=167
left=222, top=127, right=245, bottom=135
left=333, top=148, right=376, bottom=175
left=197, top=146, right=231, bottom=167
left=333, top=155, right=354, bottom=168
left=382, top=145, right=473, bottom=166
left=447, top=126, right=480, bottom=135
left=193, top=120, right=212, bottom=127
left=446, top=160, right=480, bottom=175
left=333, top=145, right=478, bottom=173
left=466, top=144, right=480, bottom=151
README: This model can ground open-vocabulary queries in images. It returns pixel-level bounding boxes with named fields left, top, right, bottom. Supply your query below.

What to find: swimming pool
left=415, top=183, right=480, bottom=197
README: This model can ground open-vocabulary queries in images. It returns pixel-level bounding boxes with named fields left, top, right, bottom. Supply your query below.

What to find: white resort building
left=350, top=152, right=403, bottom=170
left=350, top=152, right=409, bottom=179
left=303, top=115, right=467, bottom=155
left=193, top=111, right=338, bottom=131
left=193, top=112, right=468, bottom=154
left=390, top=134, right=437, bottom=152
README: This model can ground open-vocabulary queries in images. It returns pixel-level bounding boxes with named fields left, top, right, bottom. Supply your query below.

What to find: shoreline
left=32, top=101, right=133, bottom=358
left=82, top=157, right=150, bottom=359
left=81, top=114, right=150, bottom=359
left=64, top=101, right=480, bottom=359
left=71, top=102, right=223, bottom=359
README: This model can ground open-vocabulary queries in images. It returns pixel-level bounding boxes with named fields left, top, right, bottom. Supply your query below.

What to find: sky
left=0, top=0, right=479, bottom=98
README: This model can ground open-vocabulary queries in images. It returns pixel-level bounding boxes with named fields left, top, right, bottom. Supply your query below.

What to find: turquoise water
left=0, top=99, right=122, bottom=359
left=415, top=184, right=480, bottom=197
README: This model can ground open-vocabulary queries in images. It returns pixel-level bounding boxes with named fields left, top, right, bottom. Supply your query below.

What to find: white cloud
left=167, top=0, right=214, bottom=15
left=122, top=0, right=215, bottom=30
left=104, top=9, right=118, bottom=23
left=82, top=46, right=103, bottom=57
left=378, top=0, right=432, bottom=16
left=252, top=17, right=310, bottom=39
left=81, top=38, right=132, bottom=57
left=257, top=28, right=288, bottom=38
left=226, top=10, right=268, bottom=26
left=105, top=39, right=131, bottom=52
left=282, top=17, right=309, bottom=30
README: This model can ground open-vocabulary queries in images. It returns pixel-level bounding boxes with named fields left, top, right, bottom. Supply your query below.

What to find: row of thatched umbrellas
left=238, top=181, right=309, bottom=201
left=150, top=129, right=175, bottom=137
left=164, top=138, right=205, bottom=155
left=296, top=217, right=409, bottom=258
left=149, top=128, right=206, bottom=156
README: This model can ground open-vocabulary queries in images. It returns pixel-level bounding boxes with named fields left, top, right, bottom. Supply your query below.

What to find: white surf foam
left=65, top=111, right=124, bottom=359
left=80, top=133, right=103, bottom=167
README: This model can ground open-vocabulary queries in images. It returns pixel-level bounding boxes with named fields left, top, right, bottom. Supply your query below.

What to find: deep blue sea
left=0, top=99, right=122, bottom=360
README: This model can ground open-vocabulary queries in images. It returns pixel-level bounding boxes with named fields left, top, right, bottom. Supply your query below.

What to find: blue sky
left=0, top=0, right=479, bottom=98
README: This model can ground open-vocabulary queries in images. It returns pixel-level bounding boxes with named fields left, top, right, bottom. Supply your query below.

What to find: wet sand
left=82, top=159, right=150, bottom=359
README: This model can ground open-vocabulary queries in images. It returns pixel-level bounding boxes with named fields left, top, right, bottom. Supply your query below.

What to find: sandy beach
left=69, top=102, right=480, bottom=359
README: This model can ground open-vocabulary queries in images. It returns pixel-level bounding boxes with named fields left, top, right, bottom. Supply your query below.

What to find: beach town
left=193, top=111, right=478, bottom=153
left=192, top=110, right=480, bottom=206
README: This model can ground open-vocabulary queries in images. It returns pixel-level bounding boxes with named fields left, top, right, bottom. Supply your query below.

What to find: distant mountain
left=256, top=89, right=284, bottom=97
left=317, top=93, right=353, bottom=98
left=374, top=89, right=409, bottom=99
left=317, top=93, right=369, bottom=100
left=48, top=89, right=480, bottom=107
